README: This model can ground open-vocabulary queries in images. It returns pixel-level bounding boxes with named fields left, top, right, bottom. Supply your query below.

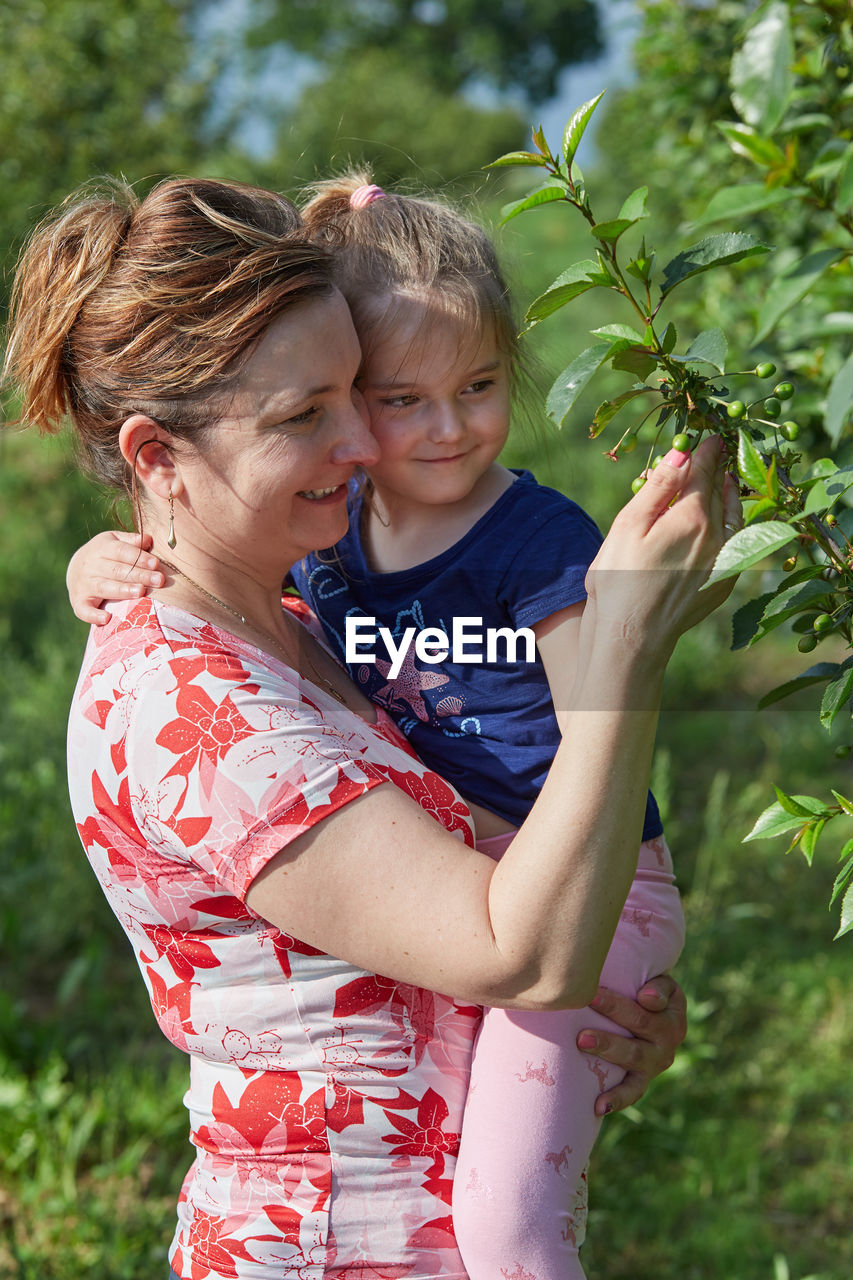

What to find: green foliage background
left=1, top=2, right=850, bottom=1277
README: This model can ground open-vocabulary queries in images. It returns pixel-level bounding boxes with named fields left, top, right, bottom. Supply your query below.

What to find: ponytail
left=4, top=180, right=136, bottom=435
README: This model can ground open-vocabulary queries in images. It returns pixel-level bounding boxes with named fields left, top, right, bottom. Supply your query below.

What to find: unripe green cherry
left=727, top=400, right=746, bottom=419
left=621, top=433, right=638, bottom=453
left=651, top=454, right=665, bottom=469
left=755, top=362, right=776, bottom=378
left=671, top=432, right=690, bottom=452
left=780, top=421, right=800, bottom=441
left=631, top=475, right=647, bottom=494
left=826, top=513, right=837, bottom=528
left=835, top=744, right=852, bottom=759
left=782, top=556, right=798, bottom=572
left=798, top=634, right=818, bottom=652
left=773, top=381, right=794, bottom=400
left=813, top=613, right=834, bottom=632
left=763, top=397, right=782, bottom=419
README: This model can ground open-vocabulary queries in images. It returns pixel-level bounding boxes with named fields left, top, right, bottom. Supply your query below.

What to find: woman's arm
left=248, top=440, right=738, bottom=1012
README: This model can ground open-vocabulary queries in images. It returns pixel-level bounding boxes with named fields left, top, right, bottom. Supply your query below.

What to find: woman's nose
left=330, top=394, right=381, bottom=468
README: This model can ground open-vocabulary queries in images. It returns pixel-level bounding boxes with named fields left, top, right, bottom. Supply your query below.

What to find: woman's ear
left=119, top=415, right=182, bottom=499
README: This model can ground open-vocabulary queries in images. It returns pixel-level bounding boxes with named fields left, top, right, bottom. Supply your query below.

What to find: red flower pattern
left=67, top=597, right=479, bottom=1277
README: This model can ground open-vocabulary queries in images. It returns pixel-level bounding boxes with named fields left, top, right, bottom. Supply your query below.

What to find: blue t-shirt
left=289, top=470, right=662, bottom=839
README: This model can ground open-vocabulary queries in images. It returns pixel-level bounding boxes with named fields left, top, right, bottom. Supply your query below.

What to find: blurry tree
left=0, top=0, right=225, bottom=288
left=248, top=0, right=601, bottom=103
left=239, top=0, right=602, bottom=187
left=266, top=46, right=525, bottom=189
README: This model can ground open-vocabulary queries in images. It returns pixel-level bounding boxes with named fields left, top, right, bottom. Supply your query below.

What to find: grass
left=1, top=195, right=851, bottom=1279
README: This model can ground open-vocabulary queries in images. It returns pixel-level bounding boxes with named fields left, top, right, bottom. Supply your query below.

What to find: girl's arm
left=532, top=600, right=584, bottom=736
left=67, top=531, right=164, bottom=624
left=247, top=440, right=739, bottom=1011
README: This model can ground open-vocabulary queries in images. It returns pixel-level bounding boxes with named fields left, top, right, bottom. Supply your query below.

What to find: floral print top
left=68, top=597, right=481, bottom=1279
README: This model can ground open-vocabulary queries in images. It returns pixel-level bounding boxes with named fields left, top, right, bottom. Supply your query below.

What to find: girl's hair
left=300, top=170, right=522, bottom=377
left=3, top=176, right=333, bottom=496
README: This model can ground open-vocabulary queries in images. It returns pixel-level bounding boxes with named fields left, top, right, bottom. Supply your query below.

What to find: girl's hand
left=578, top=975, right=687, bottom=1116
left=67, top=530, right=164, bottom=625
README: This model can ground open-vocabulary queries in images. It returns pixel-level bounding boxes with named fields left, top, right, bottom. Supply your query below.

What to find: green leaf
left=825, top=351, right=853, bottom=445
left=743, top=801, right=806, bottom=841
left=820, top=661, right=853, bottom=731
left=531, top=123, right=551, bottom=157
left=799, top=817, right=827, bottom=866
left=837, top=145, right=853, bottom=211
left=831, top=793, right=853, bottom=818
left=524, top=260, right=600, bottom=327
left=738, top=428, right=769, bottom=491
left=661, top=322, right=677, bottom=354
left=591, top=218, right=636, bottom=243
left=731, top=591, right=777, bottom=649
left=562, top=91, right=606, bottom=169
left=546, top=342, right=612, bottom=428
left=693, top=183, right=803, bottom=228
left=759, top=579, right=835, bottom=628
left=610, top=347, right=658, bottom=379
left=754, top=249, right=844, bottom=343
left=705, top=521, right=798, bottom=584
left=834, top=881, right=853, bottom=940
left=485, top=150, right=549, bottom=168
left=618, top=186, right=649, bottom=221
left=591, top=324, right=644, bottom=342
left=589, top=387, right=650, bottom=438
left=756, top=664, right=839, bottom=709
left=773, top=787, right=831, bottom=819
left=744, top=495, right=782, bottom=524
left=500, top=183, right=567, bottom=225
left=683, top=327, right=727, bottom=373
left=716, top=121, right=786, bottom=168
left=661, top=233, right=771, bottom=295
left=730, top=0, right=794, bottom=135
left=829, top=841, right=853, bottom=907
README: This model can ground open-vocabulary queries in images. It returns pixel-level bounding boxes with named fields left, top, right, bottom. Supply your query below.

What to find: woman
left=4, top=176, right=738, bottom=1279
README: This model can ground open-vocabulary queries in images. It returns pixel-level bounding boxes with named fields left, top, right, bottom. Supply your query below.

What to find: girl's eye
left=468, top=379, right=495, bottom=394
left=382, top=394, right=419, bottom=409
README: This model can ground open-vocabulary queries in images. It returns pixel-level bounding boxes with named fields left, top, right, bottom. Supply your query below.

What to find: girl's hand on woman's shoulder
left=66, top=530, right=164, bottom=625
left=584, top=436, right=741, bottom=657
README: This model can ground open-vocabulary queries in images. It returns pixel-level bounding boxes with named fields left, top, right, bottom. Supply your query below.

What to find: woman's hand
left=584, top=437, right=742, bottom=665
left=67, top=530, right=164, bottom=624
left=578, top=975, right=687, bottom=1116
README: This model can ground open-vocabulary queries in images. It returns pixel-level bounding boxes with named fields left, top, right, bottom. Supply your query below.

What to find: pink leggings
left=453, top=832, right=685, bottom=1280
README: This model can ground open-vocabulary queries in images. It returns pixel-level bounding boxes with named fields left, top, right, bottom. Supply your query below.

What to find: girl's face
left=357, top=294, right=511, bottom=511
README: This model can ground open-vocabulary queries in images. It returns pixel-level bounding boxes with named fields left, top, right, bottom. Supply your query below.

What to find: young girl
left=68, top=175, right=686, bottom=1279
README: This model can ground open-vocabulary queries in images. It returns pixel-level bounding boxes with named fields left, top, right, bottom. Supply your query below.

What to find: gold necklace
left=159, top=559, right=346, bottom=704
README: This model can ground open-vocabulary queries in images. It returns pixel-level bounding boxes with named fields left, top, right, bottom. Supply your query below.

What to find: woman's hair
left=3, top=176, right=334, bottom=495
left=300, top=170, right=522, bottom=378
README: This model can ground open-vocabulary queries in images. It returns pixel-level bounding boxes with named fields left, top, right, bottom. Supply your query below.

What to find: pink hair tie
left=349, top=184, right=386, bottom=209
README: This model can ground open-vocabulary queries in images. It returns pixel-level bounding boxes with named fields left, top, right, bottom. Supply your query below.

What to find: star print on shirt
left=373, top=648, right=450, bottom=723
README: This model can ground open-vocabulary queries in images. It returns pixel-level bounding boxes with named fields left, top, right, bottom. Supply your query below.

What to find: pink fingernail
left=577, top=1032, right=598, bottom=1050
left=663, top=447, right=690, bottom=468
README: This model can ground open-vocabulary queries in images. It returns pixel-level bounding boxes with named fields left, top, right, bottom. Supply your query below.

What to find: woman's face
left=179, top=290, right=379, bottom=578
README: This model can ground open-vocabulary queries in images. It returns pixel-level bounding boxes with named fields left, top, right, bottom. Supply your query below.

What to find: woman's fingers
left=577, top=979, right=688, bottom=1115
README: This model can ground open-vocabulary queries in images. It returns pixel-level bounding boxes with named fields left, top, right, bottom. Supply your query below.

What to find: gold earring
left=167, top=490, right=177, bottom=549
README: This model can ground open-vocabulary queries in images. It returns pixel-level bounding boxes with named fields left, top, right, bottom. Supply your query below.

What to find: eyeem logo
left=345, top=616, right=536, bottom=678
